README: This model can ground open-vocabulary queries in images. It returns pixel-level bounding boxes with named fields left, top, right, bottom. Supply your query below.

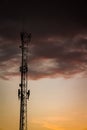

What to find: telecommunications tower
left=18, top=32, right=31, bottom=130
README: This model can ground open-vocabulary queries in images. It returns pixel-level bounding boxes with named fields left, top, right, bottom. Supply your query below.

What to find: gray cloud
left=0, top=34, right=87, bottom=80
left=0, top=1, right=87, bottom=79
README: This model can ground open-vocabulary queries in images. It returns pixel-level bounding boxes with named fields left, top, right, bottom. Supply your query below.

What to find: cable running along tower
left=18, top=32, right=31, bottom=130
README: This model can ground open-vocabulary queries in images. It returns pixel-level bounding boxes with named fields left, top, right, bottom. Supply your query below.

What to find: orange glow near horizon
left=0, top=76, right=87, bottom=130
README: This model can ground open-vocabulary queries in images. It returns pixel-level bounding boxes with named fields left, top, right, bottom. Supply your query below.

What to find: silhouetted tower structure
left=18, top=32, right=31, bottom=130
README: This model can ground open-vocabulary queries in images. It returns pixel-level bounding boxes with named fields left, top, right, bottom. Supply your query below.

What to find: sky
left=0, top=0, right=87, bottom=130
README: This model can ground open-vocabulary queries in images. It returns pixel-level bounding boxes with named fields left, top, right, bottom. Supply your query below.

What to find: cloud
left=0, top=2, right=87, bottom=80
left=31, top=118, right=65, bottom=130
left=1, top=33, right=87, bottom=80
left=28, top=35, right=87, bottom=79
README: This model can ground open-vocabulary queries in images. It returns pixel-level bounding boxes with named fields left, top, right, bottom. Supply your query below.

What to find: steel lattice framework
left=18, top=32, right=31, bottom=130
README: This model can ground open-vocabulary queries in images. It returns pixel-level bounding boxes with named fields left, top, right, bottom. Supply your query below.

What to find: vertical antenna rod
left=18, top=32, right=31, bottom=130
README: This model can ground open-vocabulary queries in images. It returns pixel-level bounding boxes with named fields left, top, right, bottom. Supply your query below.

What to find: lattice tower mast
left=18, top=32, right=31, bottom=130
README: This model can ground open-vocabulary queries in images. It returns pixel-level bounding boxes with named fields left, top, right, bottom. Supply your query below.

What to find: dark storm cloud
left=29, top=35, right=87, bottom=79
left=0, top=0, right=87, bottom=40
left=1, top=35, right=87, bottom=80
left=0, top=1, right=87, bottom=79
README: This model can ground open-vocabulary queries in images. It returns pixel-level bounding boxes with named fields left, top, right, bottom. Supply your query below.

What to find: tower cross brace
left=18, top=32, right=31, bottom=130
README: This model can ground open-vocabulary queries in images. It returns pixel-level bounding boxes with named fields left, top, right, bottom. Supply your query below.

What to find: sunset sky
left=0, top=1, right=87, bottom=130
